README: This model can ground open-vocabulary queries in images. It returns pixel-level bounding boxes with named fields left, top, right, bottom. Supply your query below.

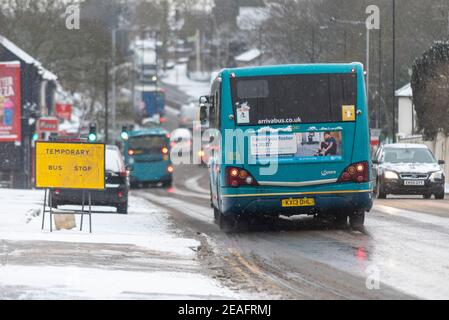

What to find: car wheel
left=335, top=214, right=348, bottom=229
left=423, top=193, right=432, bottom=199
left=349, top=210, right=365, bottom=231
left=376, top=180, right=387, bottom=199
left=117, top=202, right=128, bottom=214
left=435, top=190, right=445, bottom=200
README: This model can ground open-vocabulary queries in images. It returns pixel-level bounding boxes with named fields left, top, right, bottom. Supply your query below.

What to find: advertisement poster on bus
left=250, top=130, right=343, bottom=163
left=0, top=62, right=21, bottom=142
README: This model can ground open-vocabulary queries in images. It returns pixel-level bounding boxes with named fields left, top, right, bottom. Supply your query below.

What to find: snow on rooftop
left=237, top=6, right=269, bottom=31
left=0, top=34, right=57, bottom=81
left=235, top=48, right=262, bottom=62
left=396, top=83, right=413, bottom=97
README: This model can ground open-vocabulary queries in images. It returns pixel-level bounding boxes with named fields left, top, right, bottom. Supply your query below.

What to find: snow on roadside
left=0, top=188, right=239, bottom=299
left=446, top=183, right=449, bottom=194
left=0, top=189, right=198, bottom=256
left=162, top=63, right=210, bottom=99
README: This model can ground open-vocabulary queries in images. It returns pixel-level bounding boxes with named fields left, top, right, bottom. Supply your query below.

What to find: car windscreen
left=383, top=148, right=436, bottom=164
left=129, top=135, right=167, bottom=154
left=231, top=73, right=357, bottom=125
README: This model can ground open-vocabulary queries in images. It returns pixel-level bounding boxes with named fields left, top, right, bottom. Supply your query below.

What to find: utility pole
left=392, top=0, right=396, bottom=143
left=104, top=62, right=109, bottom=144
left=331, top=17, right=370, bottom=105
left=378, top=28, right=382, bottom=130
left=195, top=29, right=201, bottom=73
left=111, top=28, right=117, bottom=143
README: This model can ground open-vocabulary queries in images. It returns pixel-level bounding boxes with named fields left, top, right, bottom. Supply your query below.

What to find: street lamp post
left=331, top=17, right=370, bottom=108
left=392, top=0, right=397, bottom=143
left=111, top=28, right=117, bottom=143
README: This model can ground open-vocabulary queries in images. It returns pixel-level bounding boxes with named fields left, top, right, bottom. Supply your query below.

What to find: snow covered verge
left=0, top=189, right=238, bottom=299
left=161, top=63, right=211, bottom=99
left=446, top=184, right=449, bottom=194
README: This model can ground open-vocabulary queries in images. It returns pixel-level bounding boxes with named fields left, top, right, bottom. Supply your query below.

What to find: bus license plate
left=404, top=180, right=425, bottom=186
left=282, top=198, right=315, bottom=207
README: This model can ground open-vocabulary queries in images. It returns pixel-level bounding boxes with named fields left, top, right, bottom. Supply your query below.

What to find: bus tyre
left=335, top=214, right=348, bottom=229
left=117, top=202, right=128, bottom=214
left=217, top=210, right=235, bottom=233
left=162, top=180, right=173, bottom=188
left=376, top=180, right=387, bottom=199
left=349, top=210, right=365, bottom=231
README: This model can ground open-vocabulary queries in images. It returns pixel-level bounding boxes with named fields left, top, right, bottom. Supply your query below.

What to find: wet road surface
left=134, top=163, right=449, bottom=299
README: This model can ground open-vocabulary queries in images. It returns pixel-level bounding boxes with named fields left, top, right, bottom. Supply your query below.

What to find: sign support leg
left=89, top=192, right=92, bottom=234
left=49, top=190, right=53, bottom=232
left=80, top=190, right=85, bottom=231
left=41, top=189, right=47, bottom=230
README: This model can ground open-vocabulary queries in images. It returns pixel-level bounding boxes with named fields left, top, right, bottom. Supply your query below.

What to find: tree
left=411, top=41, right=449, bottom=139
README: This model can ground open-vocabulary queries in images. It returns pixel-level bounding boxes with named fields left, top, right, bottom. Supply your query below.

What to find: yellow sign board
left=35, top=142, right=105, bottom=190
left=342, top=105, right=356, bottom=122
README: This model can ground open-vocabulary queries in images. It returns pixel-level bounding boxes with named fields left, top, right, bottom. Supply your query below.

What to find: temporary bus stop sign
left=35, top=142, right=105, bottom=190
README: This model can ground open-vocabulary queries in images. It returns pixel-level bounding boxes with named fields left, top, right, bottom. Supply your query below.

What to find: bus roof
left=129, top=127, right=169, bottom=138
left=220, top=63, right=364, bottom=78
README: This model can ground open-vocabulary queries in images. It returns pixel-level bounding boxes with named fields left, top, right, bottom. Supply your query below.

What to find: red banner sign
left=37, top=117, right=59, bottom=133
left=0, top=62, right=21, bottom=142
left=55, top=103, right=72, bottom=121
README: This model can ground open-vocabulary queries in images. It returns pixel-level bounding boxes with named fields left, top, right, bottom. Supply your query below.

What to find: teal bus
left=124, top=128, right=174, bottom=188
left=201, top=63, right=373, bottom=231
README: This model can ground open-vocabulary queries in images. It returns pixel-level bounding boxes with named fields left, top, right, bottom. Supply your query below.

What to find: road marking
left=137, top=192, right=213, bottom=224
left=374, top=205, right=449, bottom=227
left=185, top=175, right=210, bottom=195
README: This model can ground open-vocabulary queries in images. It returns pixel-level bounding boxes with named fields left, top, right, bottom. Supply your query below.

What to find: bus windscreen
left=231, top=73, right=357, bottom=125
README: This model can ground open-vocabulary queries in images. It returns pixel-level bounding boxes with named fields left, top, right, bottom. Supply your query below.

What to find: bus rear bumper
left=220, top=191, right=373, bottom=217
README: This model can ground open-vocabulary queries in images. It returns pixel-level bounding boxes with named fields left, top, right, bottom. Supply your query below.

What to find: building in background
left=395, top=83, right=417, bottom=138
left=0, top=35, right=57, bottom=189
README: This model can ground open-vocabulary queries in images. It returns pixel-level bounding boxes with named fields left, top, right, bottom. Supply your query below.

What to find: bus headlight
left=430, top=171, right=444, bottom=182
left=384, top=171, right=399, bottom=180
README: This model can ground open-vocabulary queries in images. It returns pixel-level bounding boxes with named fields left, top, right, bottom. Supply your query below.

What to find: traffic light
left=121, top=125, right=129, bottom=141
left=88, top=124, right=97, bottom=142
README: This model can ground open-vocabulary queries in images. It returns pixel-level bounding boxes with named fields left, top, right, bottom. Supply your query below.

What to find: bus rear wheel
left=349, top=210, right=365, bottom=231
left=214, top=207, right=235, bottom=232
left=335, top=214, right=348, bottom=229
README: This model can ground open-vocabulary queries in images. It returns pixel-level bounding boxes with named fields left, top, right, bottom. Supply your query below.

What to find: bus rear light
left=338, top=161, right=369, bottom=183
left=118, top=191, right=123, bottom=198
left=54, top=189, right=61, bottom=195
left=167, top=165, right=174, bottom=174
left=162, top=147, right=169, bottom=155
left=128, top=149, right=135, bottom=156
left=226, top=167, right=258, bottom=188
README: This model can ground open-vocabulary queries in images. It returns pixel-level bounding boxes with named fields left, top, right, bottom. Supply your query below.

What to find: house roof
left=235, top=48, right=262, bottom=62
left=395, top=83, right=413, bottom=97
left=0, top=34, right=57, bottom=81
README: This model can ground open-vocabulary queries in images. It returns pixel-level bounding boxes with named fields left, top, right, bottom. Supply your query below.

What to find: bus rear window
left=129, top=136, right=167, bottom=153
left=231, top=73, right=357, bottom=125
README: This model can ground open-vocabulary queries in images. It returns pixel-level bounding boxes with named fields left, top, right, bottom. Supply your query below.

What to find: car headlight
left=384, top=171, right=399, bottom=180
left=430, top=171, right=444, bottom=181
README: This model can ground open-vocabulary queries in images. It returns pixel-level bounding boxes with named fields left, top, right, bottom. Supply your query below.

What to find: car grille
left=400, top=173, right=429, bottom=180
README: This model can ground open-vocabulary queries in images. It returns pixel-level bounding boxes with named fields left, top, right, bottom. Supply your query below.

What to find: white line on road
left=373, top=205, right=449, bottom=228
left=185, top=175, right=210, bottom=195
left=139, top=192, right=214, bottom=224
